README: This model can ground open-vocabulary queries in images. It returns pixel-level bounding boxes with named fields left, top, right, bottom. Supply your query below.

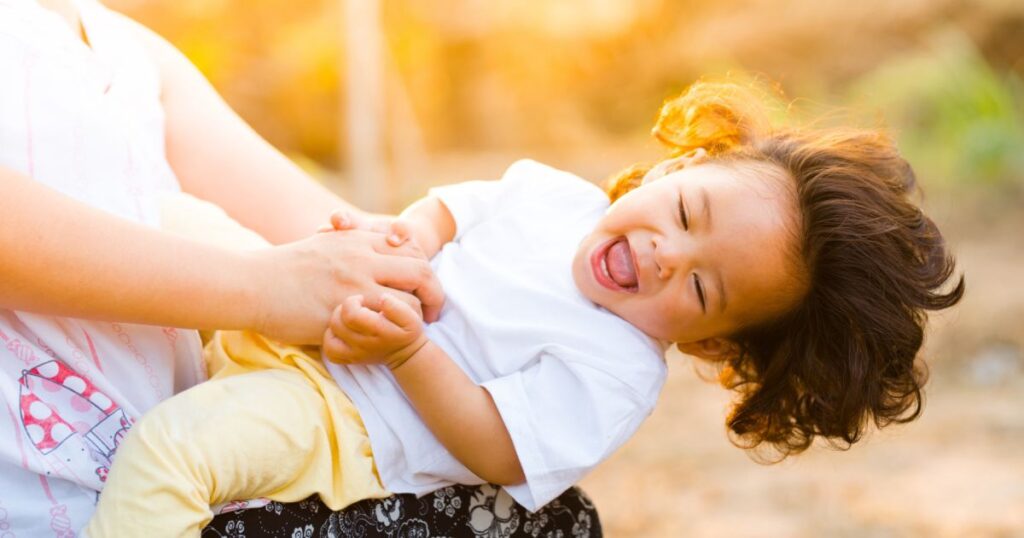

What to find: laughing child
left=85, top=81, right=964, bottom=536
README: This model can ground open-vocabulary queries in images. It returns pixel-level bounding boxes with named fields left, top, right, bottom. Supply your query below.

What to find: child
left=86, top=81, right=964, bottom=536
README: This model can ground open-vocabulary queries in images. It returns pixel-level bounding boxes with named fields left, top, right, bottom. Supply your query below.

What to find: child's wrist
left=386, top=334, right=430, bottom=371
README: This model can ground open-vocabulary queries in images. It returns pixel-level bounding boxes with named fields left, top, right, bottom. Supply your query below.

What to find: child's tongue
left=606, top=239, right=638, bottom=289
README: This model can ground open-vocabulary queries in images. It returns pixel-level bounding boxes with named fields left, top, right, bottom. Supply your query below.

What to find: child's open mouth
left=591, top=237, right=639, bottom=293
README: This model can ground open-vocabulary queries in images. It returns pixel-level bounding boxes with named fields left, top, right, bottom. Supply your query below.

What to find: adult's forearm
left=0, top=167, right=261, bottom=331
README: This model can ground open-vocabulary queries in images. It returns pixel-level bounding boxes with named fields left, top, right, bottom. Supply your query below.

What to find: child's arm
left=392, top=340, right=525, bottom=485
left=324, top=294, right=525, bottom=486
left=396, top=196, right=456, bottom=259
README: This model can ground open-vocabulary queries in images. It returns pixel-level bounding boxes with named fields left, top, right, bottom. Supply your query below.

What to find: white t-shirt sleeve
left=428, top=159, right=597, bottom=241
left=480, top=350, right=660, bottom=511
left=428, top=179, right=505, bottom=241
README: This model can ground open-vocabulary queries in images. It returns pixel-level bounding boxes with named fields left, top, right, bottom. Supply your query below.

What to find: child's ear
left=642, top=148, right=709, bottom=184
left=675, top=337, right=741, bottom=362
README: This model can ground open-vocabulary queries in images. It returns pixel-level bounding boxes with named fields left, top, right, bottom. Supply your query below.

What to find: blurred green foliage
left=849, top=29, right=1024, bottom=188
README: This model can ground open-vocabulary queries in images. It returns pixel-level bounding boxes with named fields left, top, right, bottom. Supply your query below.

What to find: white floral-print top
left=0, top=1, right=204, bottom=533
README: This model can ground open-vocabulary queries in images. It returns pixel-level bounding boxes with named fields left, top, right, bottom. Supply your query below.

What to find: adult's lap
left=204, top=484, right=601, bottom=537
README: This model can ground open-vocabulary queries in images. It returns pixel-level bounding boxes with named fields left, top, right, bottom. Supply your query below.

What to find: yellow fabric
left=84, top=194, right=388, bottom=537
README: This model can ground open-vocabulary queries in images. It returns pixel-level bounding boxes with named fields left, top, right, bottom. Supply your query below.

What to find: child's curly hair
left=608, top=81, right=965, bottom=459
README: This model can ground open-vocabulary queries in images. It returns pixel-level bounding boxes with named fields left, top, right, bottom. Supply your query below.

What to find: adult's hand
left=252, top=230, right=444, bottom=345
left=320, top=210, right=444, bottom=323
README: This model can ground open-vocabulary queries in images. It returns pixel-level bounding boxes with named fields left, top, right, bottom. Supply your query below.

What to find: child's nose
left=653, top=235, right=692, bottom=279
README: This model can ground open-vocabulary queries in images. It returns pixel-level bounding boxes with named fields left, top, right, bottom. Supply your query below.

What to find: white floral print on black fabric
left=467, top=484, right=520, bottom=537
left=290, top=524, right=314, bottom=538
left=374, top=497, right=405, bottom=531
left=298, top=498, right=321, bottom=515
left=397, top=518, right=430, bottom=538
left=572, top=511, right=592, bottom=538
left=523, top=511, right=550, bottom=538
left=433, top=486, right=464, bottom=518
left=203, top=485, right=601, bottom=538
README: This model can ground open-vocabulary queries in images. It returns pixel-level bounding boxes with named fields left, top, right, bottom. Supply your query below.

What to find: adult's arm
left=106, top=12, right=445, bottom=322
left=120, top=14, right=357, bottom=245
left=0, top=165, right=259, bottom=329
left=0, top=166, right=436, bottom=344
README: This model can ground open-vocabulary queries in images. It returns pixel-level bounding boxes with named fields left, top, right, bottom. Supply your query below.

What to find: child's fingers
left=370, top=287, right=423, bottom=320
left=328, top=301, right=349, bottom=331
left=340, top=295, right=385, bottom=335
left=378, top=293, right=422, bottom=331
left=326, top=305, right=345, bottom=343
left=330, top=211, right=400, bottom=238
left=331, top=295, right=362, bottom=335
left=321, top=327, right=354, bottom=363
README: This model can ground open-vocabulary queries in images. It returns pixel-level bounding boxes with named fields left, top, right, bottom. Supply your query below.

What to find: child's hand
left=322, top=293, right=428, bottom=370
left=319, top=210, right=413, bottom=248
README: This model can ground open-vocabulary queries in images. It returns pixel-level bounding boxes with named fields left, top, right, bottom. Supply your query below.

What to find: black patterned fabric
left=203, top=484, right=601, bottom=538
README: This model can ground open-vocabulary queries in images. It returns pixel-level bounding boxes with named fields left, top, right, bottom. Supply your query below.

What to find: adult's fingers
left=370, top=234, right=429, bottom=261
left=315, top=231, right=437, bottom=321
left=421, top=304, right=441, bottom=324
left=370, top=256, right=445, bottom=323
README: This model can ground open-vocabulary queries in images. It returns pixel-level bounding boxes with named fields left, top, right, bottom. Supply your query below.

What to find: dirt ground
left=579, top=195, right=1024, bottom=537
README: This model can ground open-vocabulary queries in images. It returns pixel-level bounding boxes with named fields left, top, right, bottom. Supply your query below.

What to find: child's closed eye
left=678, top=195, right=689, bottom=230
left=693, top=274, right=706, bottom=313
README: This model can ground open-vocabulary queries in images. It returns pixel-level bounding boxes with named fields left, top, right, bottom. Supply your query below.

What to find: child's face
left=572, top=158, right=804, bottom=352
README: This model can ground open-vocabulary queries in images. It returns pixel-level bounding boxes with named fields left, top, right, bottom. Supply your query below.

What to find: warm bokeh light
left=106, top=0, right=1024, bottom=535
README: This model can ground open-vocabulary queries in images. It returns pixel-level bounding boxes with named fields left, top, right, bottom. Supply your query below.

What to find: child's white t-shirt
left=0, top=0, right=204, bottom=532
left=328, top=160, right=668, bottom=511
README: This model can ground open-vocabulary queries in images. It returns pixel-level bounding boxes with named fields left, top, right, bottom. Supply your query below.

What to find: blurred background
left=108, top=0, right=1024, bottom=535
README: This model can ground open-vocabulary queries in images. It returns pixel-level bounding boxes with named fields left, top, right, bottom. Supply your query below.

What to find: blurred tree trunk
left=344, top=0, right=386, bottom=211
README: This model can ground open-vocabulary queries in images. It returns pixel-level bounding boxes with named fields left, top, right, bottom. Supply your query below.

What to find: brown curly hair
left=607, top=81, right=965, bottom=459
